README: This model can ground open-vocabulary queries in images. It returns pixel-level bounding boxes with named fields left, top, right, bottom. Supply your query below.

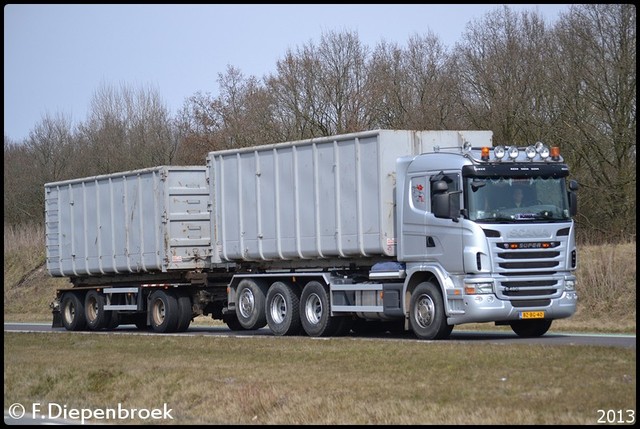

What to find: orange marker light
left=550, top=147, right=560, bottom=160
left=481, top=147, right=490, bottom=160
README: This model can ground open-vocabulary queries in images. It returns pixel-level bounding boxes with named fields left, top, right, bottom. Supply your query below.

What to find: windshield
left=465, top=176, right=571, bottom=222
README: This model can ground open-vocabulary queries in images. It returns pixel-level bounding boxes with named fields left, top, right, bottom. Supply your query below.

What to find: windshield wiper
left=475, top=216, right=516, bottom=223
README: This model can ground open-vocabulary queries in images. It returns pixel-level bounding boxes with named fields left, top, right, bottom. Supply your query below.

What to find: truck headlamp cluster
left=464, top=282, right=494, bottom=295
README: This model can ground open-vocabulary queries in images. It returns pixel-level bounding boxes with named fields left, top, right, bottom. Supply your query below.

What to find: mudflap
left=52, top=311, right=63, bottom=328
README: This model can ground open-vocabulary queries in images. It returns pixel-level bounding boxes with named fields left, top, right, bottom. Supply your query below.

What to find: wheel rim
left=269, top=293, right=287, bottom=324
left=414, top=294, right=435, bottom=328
left=304, top=293, right=322, bottom=325
left=152, top=299, right=166, bottom=326
left=87, top=296, right=98, bottom=322
left=238, top=289, right=255, bottom=319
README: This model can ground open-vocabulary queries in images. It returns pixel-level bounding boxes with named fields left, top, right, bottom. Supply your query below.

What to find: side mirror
left=433, top=193, right=450, bottom=218
left=569, top=180, right=579, bottom=191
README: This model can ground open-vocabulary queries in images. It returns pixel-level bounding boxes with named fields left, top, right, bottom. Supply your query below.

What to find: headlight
left=465, top=282, right=494, bottom=295
left=565, top=279, right=576, bottom=291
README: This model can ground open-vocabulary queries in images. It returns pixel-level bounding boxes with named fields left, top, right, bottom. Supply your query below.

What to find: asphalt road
left=4, top=322, right=636, bottom=348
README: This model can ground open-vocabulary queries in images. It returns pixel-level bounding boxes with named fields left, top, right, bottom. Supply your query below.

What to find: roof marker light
left=481, top=147, right=490, bottom=160
left=550, top=146, right=561, bottom=160
left=538, top=145, right=550, bottom=159
left=525, top=145, right=537, bottom=159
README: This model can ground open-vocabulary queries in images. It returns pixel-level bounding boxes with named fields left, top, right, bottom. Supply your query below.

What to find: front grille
left=492, top=241, right=566, bottom=302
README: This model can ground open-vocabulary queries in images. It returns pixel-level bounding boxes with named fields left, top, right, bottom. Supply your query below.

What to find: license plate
left=520, top=311, right=545, bottom=319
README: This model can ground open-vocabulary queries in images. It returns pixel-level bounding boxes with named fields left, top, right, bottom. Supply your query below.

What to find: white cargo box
left=208, top=129, right=492, bottom=262
left=45, top=166, right=210, bottom=277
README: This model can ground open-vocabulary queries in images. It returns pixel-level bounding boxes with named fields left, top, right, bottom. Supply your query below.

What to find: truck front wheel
left=509, top=319, right=552, bottom=337
left=149, top=290, right=179, bottom=333
left=409, top=281, right=453, bottom=340
left=236, top=279, right=268, bottom=330
left=266, top=281, right=302, bottom=336
left=61, top=292, right=87, bottom=331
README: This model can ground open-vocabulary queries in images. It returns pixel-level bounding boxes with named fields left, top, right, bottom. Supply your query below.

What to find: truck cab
left=397, top=142, right=579, bottom=339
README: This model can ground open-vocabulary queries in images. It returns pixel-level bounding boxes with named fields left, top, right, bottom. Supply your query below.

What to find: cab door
left=426, top=171, right=465, bottom=274
left=401, top=174, right=429, bottom=261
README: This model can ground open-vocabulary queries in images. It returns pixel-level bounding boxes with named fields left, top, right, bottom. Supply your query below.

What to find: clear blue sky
left=4, top=4, right=570, bottom=142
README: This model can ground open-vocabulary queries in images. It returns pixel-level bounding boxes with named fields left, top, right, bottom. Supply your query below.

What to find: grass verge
left=4, top=332, right=636, bottom=425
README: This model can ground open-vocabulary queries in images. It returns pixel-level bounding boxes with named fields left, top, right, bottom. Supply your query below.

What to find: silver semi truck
left=46, top=129, right=579, bottom=339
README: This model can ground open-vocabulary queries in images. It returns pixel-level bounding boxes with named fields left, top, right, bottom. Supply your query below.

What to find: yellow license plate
left=520, top=311, right=545, bottom=319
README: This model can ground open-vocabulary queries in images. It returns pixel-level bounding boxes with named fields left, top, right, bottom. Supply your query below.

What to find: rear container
left=208, top=129, right=492, bottom=263
left=45, top=166, right=210, bottom=277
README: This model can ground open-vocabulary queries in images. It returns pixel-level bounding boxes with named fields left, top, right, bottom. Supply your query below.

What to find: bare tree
left=4, top=136, right=42, bottom=224
left=78, top=82, right=177, bottom=174
left=266, top=29, right=371, bottom=138
left=451, top=5, right=556, bottom=146
left=550, top=4, right=636, bottom=241
left=366, top=39, right=410, bottom=128
left=24, top=111, right=75, bottom=183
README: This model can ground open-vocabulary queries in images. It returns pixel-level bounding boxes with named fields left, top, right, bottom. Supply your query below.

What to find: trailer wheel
left=175, top=293, right=193, bottom=332
left=84, top=290, right=111, bottom=330
left=266, top=281, right=302, bottom=336
left=300, top=281, right=339, bottom=337
left=235, top=279, right=268, bottom=330
left=409, top=281, right=453, bottom=340
left=61, top=292, right=87, bottom=331
left=509, top=319, right=552, bottom=337
left=223, top=313, right=246, bottom=331
left=149, top=290, right=179, bottom=333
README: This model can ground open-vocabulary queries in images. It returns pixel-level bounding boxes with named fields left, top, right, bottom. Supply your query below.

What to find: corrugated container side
left=45, top=166, right=210, bottom=277
left=208, top=129, right=492, bottom=263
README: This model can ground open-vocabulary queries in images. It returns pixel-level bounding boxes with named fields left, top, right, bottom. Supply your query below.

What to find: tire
left=61, top=292, right=87, bottom=331
left=235, top=279, right=268, bottom=330
left=149, top=290, right=179, bottom=333
left=223, top=313, right=246, bottom=331
left=409, top=281, right=453, bottom=340
left=510, top=319, right=552, bottom=338
left=266, top=281, right=302, bottom=336
left=299, top=281, right=340, bottom=337
left=175, top=293, right=193, bottom=332
left=84, top=290, right=111, bottom=330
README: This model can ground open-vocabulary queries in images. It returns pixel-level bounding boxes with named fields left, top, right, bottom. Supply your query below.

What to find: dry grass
left=4, top=332, right=636, bottom=425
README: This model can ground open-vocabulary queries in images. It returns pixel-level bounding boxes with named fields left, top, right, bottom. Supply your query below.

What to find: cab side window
left=430, top=172, right=461, bottom=216
left=410, top=176, right=428, bottom=211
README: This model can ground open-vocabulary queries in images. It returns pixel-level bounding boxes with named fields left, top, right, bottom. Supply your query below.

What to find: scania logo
left=508, top=228, right=551, bottom=238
